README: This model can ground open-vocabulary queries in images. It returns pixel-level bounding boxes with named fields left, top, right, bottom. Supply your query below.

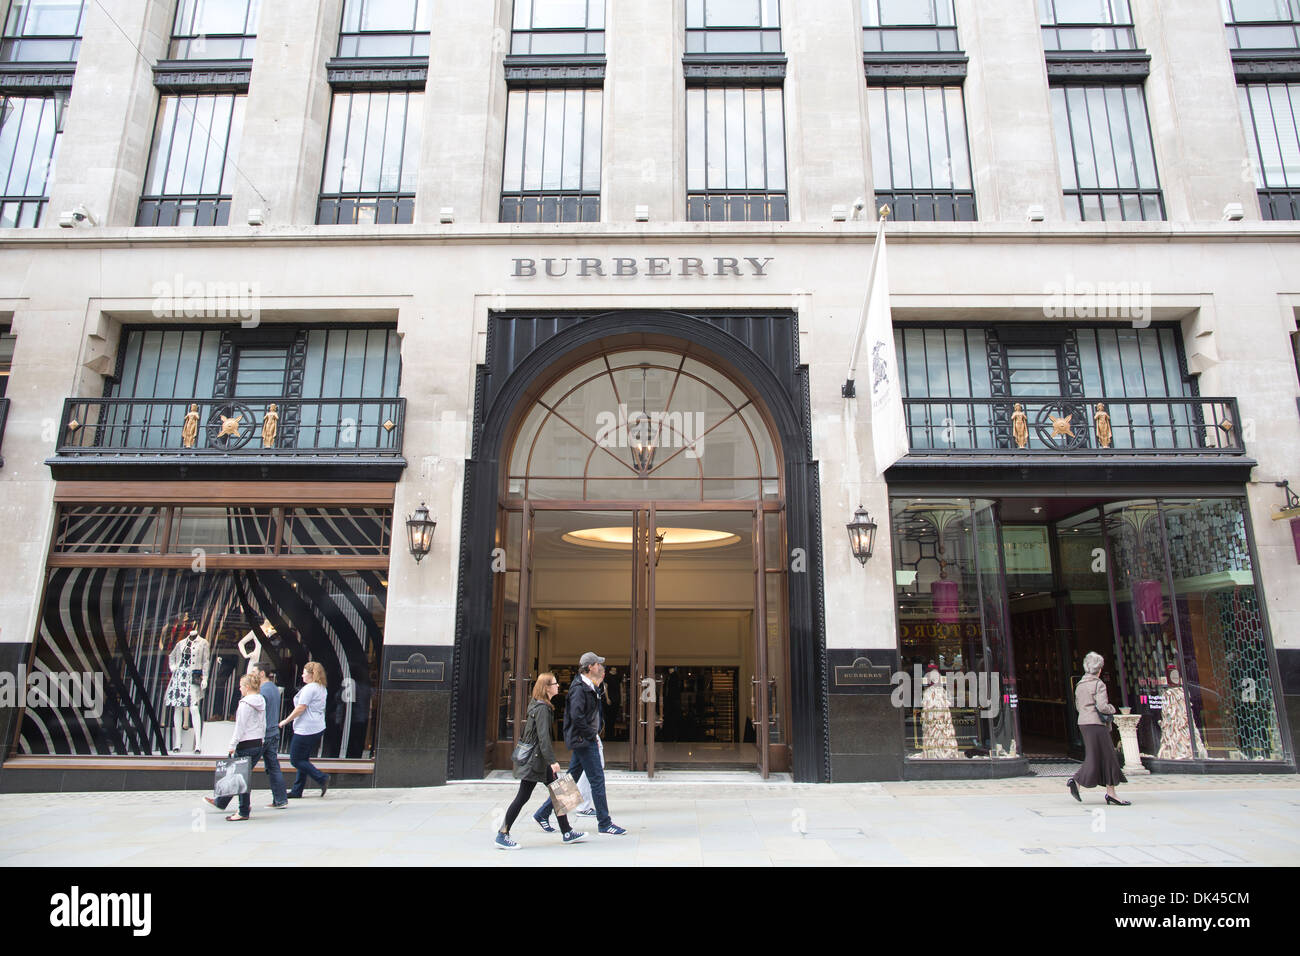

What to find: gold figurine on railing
left=182, top=403, right=200, bottom=448
left=262, top=404, right=279, bottom=448
left=1094, top=403, right=1112, bottom=448
left=1011, top=402, right=1029, bottom=449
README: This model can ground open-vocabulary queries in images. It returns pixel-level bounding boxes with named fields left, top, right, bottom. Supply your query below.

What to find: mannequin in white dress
left=164, top=630, right=210, bottom=752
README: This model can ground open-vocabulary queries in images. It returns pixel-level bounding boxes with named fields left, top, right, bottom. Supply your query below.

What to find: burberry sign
left=511, top=255, right=774, bottom=278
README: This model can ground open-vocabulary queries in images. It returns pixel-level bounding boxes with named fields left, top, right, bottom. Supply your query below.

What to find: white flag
left=864, top=226, right=908, bottom=472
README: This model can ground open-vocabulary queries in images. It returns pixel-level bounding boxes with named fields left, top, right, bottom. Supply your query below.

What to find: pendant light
left=629, top=363, right=656, bottom=477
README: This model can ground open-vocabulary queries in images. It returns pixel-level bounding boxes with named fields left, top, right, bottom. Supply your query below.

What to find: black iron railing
left=1258, top=188, right=1300, bottom=220
left=317, top=193, right=414, bottom=225
left=136, top=196, right=232, bottom=227
left=686, top=190, right=788, bottom=222
left=901, top=396, right=1245, bottom=455
left=54, top=396, right=405, bottom=456
left=500, top=192, right=599, bottom=223
left=874, top=189, right=975, bottom=222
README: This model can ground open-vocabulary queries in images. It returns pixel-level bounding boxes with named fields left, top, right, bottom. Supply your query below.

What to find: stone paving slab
left=0, top=773, right=1295, bottom=866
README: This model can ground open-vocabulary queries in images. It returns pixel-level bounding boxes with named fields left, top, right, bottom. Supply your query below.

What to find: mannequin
left=164, top=629, right=210, bottom=753
left=1156, top=664, right=1204, bottom=760
left=919, top=663, right=959, bottom=759
left=239, top=619, right=276, bottom=674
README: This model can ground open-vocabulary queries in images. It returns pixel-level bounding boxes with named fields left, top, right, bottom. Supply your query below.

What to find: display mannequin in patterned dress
left=920, top=664, right=959, bottom=758
left=1156, top=664, right=1204, bottom=760
left=164, top=630, right=210, bottom=753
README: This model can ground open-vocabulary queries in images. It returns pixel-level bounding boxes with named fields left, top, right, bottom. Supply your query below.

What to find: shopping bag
left=213, top=755, right=252, bottom=798
left=547, top=772, right=584, bottom=816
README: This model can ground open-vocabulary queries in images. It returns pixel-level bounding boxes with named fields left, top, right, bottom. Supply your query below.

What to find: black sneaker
left=598, top=823, right=627, bottom=835
left=533, top=814, right=556, bottom=834
left=320, top=773, right=331, bottom=797
left=562, top=830, right=586, bottom=844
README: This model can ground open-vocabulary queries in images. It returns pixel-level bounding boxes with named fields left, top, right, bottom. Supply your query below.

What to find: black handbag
left=510, top=708, right=538, bottom=779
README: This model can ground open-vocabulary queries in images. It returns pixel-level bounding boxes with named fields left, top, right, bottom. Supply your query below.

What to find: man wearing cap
left=532, top=651, right=627, bottom=836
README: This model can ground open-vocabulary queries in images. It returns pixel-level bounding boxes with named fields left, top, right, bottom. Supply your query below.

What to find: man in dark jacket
left=532, top=652, right=627, bottom=835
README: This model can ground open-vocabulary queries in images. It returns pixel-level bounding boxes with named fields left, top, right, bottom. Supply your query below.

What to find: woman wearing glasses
left=496, top=672, right=585, bottom=849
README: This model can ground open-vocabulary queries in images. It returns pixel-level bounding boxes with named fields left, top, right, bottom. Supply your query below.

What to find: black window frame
left=861, top=0, right=959, bottom=54
left=686, top=0, right=781, bottom=55
left=0, top=88, right=65, bottom=227
left=336, top=0, right=430, bottom=59
left=510, top=0, right=604, bottom=56
left=1223, top=0, right=1300, bottom=50
left=316, top=87, right=422, bottom=226
left=499, top=84, right=602, bottom=223
left=1050, top=81, right=1165, bottom=222
left=867, top=83, right=976, bottom=222
left=685, top=83, right=789, bottom=222
left=136, top=90, right=246, bottom=227
left=0, top=0, right=85, bottom=63
left=167, top=0, right=261, bottom=61
left=1039, top=0, right=1138, bottom=53
left=1238, top=80, right=1300, bottom=219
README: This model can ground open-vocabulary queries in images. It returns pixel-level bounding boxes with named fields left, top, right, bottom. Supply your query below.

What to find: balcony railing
left=686, top=190, right=788, bottom=222
left=0, top=396, right=9, bottom=466
left=874, top=189, right=975, bottom=222
left=54, top=397, right=405, bottom=457
left=1258, top=188, right=1300, bottom=220
left=901, top=397, right=1245, bottom=455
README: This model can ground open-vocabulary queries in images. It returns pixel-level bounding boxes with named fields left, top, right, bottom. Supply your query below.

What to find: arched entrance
left=451, top=311, right=828, bottom=782
left=492, top=343, right=788, bottom=776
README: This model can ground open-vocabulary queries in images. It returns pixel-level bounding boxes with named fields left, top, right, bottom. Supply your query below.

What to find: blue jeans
left=288, top=731, right=327, bottom=796
left=262, top=734, right=287, bottom=805
left=214, top=739, right=262, bottom=817
left=534, top=740, right=610, bottom=830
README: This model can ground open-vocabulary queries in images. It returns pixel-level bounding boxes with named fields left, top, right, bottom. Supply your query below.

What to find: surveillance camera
left=852, top=197, right=866, bottom=211
left=60, top=204, right=96, bottom=227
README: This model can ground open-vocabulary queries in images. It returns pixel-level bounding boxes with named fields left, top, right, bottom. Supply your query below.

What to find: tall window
left=686, top=87, right=787, bottom=221
left=1223, top=0, right=1300, bottom=49
left=0, top=92, right=64, bottom=226
left=686, top=0, right=780, bottom=54
left=137, top=94, right=245, bottom=226
left=169, top=0, right=261, bottom=60
left=868, top=86, right=975, bottom=221
left=317, top=90, right=422, bottom=224
left=0, top=326, right=13, bottom=397
left=0, top=0, right=83, bottom=62
left=500, top=88, right=601, bottom=223
left=338, top=0, right=430, bottom=58
left=1039, top=0, right=1136, bottom=52
left=1051, top=85, right=1163, bottom=221
left=511, top=0, right=604, bottom=55
left=862, top=0, right=958, bottom=53
left=1239, top=82, right=1300, bottom=218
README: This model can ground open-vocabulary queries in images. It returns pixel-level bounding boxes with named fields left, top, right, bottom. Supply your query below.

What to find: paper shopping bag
left=213, top=755, right=252, bottom=798
left=547, top=771, right=584, bottom=816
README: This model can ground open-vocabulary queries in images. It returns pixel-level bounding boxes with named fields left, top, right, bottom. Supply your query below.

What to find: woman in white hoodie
left=223, top=673, right=267, bottom=821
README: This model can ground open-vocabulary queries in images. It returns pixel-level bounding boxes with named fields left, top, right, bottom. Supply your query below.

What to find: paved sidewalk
left=0, top=772, right=1297, bottom=866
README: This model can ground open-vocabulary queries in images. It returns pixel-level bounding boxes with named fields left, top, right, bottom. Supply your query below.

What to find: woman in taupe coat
left=1067, top=652, right=1130, bottom=805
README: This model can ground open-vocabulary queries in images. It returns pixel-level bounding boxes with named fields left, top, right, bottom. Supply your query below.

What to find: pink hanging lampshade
left=931, top=578, right=959, bottom=624
left=1134, top=578, right=1163, bottom=626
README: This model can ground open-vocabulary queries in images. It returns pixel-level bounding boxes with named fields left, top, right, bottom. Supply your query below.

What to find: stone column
left=955, top=0, right=1065, bottom=221
left=46, top=0, right=172, bottom=227
left=415, top=0, right=503, bottom=224
left=229, top=0, right=342, bottom=226
left=603, top=0, right=678, bottom=221
left=1132, top=0, right=1258, bottom=221
left=1112, top=713, right=1149, bottom=774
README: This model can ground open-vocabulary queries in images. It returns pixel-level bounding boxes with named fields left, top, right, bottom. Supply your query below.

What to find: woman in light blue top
left=279, top=661, right=330, bottom=798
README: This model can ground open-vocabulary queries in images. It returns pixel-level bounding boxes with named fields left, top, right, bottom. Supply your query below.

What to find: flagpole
left=843, top=204, right=890, bottom=398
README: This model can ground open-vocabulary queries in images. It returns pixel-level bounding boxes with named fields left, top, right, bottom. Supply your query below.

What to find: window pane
left=581, top=89, right=601, bottom=193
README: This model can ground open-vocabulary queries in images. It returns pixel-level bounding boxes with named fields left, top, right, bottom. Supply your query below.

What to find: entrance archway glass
left=489, top=346, right=788, bottom=777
